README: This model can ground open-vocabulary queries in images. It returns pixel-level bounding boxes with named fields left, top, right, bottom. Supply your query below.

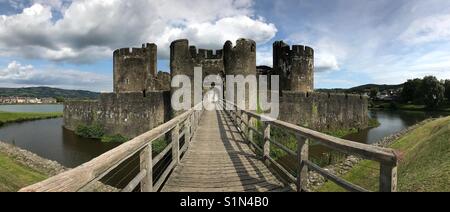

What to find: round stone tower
left=273, top=41, right=314, bottom=92
left=223, top=38, right=257, bottom=76
left=113, top=43, right=157, bottom=93
left=223, top=38, right=257, bottom=109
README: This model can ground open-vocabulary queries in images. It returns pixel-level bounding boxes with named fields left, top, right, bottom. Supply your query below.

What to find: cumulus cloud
left=0, top=61, right=111, bottom=91
left=0, top=0, right=277, bottom=63
left=286, top=34, right=344, bottom=73
left=315, top=53, right=339, bottom=72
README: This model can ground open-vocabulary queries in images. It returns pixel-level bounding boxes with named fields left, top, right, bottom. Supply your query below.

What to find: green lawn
left=319, top=116, right=450, bottom=192
left=0, top=111, right=62, bottom=126
left=0, top=153, right=48, bottom=192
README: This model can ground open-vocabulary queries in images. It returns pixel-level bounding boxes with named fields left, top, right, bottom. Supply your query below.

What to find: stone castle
left=64, top=38, right=368, bottom=138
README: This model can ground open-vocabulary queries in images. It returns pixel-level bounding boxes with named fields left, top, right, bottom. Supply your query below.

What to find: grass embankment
left=0, top=111, right=62, bottom=126
left=371, top=101, right=450, bottom=112
left=0, top=152, right=48, bottom=192
left=319, top=116, right=450, bottom=192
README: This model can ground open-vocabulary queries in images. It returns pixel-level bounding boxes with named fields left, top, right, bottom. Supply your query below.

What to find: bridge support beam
left=296, top=135, right=309, bottom=192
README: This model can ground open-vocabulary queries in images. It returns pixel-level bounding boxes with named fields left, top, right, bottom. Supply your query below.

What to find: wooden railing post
left=232, top=105, right=237, bottom=124
left=263, top=122, right=271, bottom=164
left=296, top=135, right=309, bottom=192
left=243, top=113, right=248, bottom=138
left=185, top=119, right=191, bottom=144
left=172, top=124, right=180, bottom=164
left=140, top=144, right=153, bottom=192
left=248, top=117, right=254, bottom=144
left=380, top=163, right=398, bottom=192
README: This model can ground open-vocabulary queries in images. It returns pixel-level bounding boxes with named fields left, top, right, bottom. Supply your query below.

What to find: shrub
left=75, top=123, right=105, bottom=139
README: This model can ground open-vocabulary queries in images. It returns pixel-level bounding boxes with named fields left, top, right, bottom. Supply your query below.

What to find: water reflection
left=0, top=118, right=119, bottom=168
left=344, top=110, right=449, bottom=144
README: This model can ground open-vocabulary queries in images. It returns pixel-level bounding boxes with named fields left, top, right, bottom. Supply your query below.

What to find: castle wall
left=279, top=92, right=368, bottom=131
left=64, top=92, right=171, bottom=138
left=113, top=43, right=157, bottom=93
left=155, top=71, right=171, bottom=91
left=274, top=41, right=314, bottom=92
left=190, top=47, right=224, bottom=77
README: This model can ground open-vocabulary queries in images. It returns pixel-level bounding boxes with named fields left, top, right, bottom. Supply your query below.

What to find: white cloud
left=400, top=14, right=450, bottom=44
left=0, top=0, right=277, bottom=63
left=287, top=35, right=344, bottom=73
left=0, top=61, right=111, bottom=91
left=315, top=53, right=339, bottom=72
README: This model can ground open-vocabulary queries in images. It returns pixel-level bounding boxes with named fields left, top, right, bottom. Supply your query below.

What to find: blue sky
left=0, top=0, right=449, bottom=92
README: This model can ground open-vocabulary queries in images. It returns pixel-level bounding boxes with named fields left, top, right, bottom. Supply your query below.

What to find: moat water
left=0, top=105, right=119, bottom=168
left=0, top=104, right=448, bottom=168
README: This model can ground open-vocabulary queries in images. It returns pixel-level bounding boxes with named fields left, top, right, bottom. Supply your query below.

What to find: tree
left=369, top=87, right=379, bottom=100
left=401, top=78, right=422, bottom=103
left=445, top=80, right=450, bottom=101
left=421, top=76, right=445, bottom=108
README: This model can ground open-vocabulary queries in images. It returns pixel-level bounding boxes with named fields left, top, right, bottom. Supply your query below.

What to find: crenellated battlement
left=113, top=43, right=157, bottom=57
left=291, top=45, right=314, bottom=58
left=274, top=41, right=314, bottom=59
left=189, top=46, right=223, bottom=60
left=224, top=38, right=256, bottom=53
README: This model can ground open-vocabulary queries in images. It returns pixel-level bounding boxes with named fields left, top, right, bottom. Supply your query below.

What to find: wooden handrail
left=20, top=103, right=204, bottom=192
left=220, top=99, right=398, bottom=192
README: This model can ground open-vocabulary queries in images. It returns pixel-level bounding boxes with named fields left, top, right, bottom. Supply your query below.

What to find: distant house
left=0, top=96, right=57, bottom=104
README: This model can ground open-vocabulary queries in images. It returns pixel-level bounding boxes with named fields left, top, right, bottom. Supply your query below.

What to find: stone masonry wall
left=279, top=92, right=369, bottom=131
left=113, top=43, right=157, bottom=93
left=64, top=92, right=171, bottom=138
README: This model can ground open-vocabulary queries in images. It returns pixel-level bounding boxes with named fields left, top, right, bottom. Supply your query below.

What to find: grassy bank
left=370, top=101, right=450, bottom=112
left=319, top=116, right=450, bottom=192
left=0, top=111, right=62, bottom=126
left=0, top=152, right=48, bottom=192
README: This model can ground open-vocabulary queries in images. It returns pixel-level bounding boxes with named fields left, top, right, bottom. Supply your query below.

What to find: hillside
left=348, top=84, right=403, bottom=92
left=319, top=116, right=450, bottom=192
left=317, top=83, right=403, bottom=94
left=0, top=87, right=100, bottom=100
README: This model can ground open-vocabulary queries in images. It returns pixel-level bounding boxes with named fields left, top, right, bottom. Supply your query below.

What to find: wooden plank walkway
left=162, top=107, right=291, bottom=192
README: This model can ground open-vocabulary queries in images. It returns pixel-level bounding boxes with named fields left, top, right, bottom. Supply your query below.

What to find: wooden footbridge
left=20, top=100, right=398, bottom=192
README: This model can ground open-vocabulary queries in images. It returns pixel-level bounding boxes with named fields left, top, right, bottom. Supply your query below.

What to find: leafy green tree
left=401, top=78, right=422, bottom=103
left=369, top=88, right=379, bottom=100
left=422, top=76, right=445, bottom=109
left=444, top=80, right=450, bottom=101
left=54, top=96, right=65, bottom=103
